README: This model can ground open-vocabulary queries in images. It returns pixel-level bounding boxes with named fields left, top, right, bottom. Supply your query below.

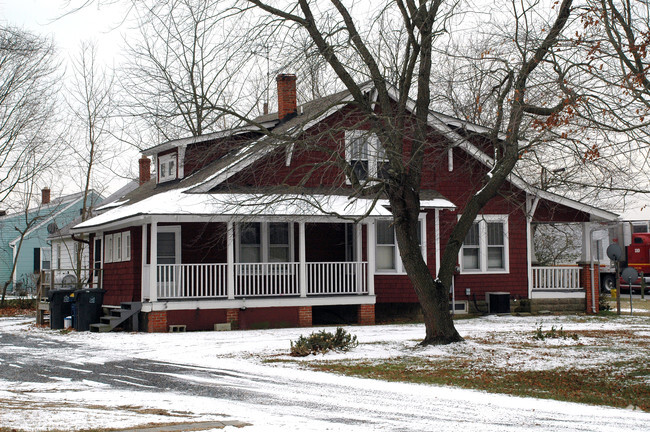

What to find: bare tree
left=63, top=41, right=114, bottom=278
left=117, top=0, right=257, bottom=144
left=0, top=26, right=60, bottom=203
left=216, top=0, right=585, bottom=345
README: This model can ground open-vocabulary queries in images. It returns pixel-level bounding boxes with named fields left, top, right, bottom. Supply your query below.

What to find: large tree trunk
left=390, top=185, right=463, bottom=345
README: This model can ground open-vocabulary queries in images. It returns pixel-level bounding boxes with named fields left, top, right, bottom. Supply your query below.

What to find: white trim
left=459, top=214, right=510, bottom=274
left=140, top=295, right=376, bottom=312
left=157, top=152, right=178, bottom=183
left=374, top=214, right=427, bottom=274
left=104, top=234, right=113, bottom=263
left=122, top=231, right=131, bottom=261
left=157, top=225, right=181, bottom=265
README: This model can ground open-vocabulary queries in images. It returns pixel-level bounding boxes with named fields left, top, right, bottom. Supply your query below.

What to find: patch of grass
left=309, top=358, right=649, bottom=410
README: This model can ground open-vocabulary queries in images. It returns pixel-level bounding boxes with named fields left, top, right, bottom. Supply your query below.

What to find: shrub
left=290, top=327, right=358, bottom=357
left=533, top=324, right=579, bottom=341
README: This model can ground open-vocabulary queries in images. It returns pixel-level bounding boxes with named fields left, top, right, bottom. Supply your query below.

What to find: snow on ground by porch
left=0, top=314, right=649, bottom=431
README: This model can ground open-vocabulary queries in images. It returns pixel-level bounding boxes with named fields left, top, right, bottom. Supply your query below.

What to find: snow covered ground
left=0, top=314, right=649, bottom=431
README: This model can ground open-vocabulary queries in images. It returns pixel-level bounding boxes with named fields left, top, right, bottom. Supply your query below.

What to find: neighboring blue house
left=0, top=188, right=102, bottom=294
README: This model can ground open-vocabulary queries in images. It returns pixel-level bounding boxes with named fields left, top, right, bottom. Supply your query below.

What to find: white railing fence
left=307, top=262, right=367, bottom=295
left=235, top=262, right=300, bottom=297
left=155, top=261, right=367, bottom=299
left=157, top=263, right=228, bottom=299
left=532, top=266, right=582, bottom=290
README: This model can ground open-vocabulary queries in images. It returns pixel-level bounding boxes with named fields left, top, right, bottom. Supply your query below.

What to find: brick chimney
left=139, top=155, right=151, bottom=185
left=276, top=74, right=297, bottom=121
left=41, top=188, right=50, bottom=205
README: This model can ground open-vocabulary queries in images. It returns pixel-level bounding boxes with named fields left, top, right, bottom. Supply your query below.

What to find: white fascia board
left=142, top=295, right=376, bottom=312
left=378, top=198, right=456, bottom=210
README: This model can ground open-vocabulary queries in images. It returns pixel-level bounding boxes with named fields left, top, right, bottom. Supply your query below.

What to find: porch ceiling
left=73, top=189, right=456, bottom=232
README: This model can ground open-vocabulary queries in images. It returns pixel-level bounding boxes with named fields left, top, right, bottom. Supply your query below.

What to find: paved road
left=1, top=319, right=649, bottom=432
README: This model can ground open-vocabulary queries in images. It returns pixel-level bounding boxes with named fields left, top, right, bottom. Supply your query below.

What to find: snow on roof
left=74, top=189, right=445, bottom=231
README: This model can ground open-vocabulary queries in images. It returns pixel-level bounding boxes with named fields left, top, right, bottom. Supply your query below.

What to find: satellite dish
left=621, top=267, right=638, bottom=283
left=46, top=222, right=58, bottom=234
left=607, top=243, right=623, bottom=261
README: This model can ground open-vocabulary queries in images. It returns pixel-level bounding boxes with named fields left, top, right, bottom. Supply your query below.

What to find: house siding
left=102, top=227, right=141, bottom=305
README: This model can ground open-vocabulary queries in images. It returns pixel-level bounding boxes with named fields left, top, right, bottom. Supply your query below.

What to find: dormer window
left=345, top=130, right=388, bottom=183
left=158, top=153, right=177, bottom=183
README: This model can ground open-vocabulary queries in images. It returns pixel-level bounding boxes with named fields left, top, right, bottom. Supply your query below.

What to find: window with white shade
left=460, top=215, right=509, bottom=273
left=375, top=217, right=425, bottom=273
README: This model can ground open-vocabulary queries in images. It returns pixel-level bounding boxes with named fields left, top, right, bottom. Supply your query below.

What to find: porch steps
left=89, top=302, right=142, bottom=333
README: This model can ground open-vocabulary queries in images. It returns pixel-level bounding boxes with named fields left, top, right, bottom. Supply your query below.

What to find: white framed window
left=104, top=234, right=113, bottom=263
left=345, top=130, right=387, bottom=183
left=114, top=233, right=122, bottom=262
left=237, top=222, right=293, bottom=263
left=157, top=226, right=181, bottom=265
left=122, top=231, right=131, bottom=261
left=57, top=244, right=62, bottom=269
left=374, top=216, right=426, bottom=274
left=41, top=248, right=51, bottom=271
left=158, top=153, right=177, bottom=183
left=460, top=215, right=509, bottom=273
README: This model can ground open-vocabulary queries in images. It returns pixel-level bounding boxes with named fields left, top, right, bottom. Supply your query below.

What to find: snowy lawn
left=0, top=314, right=649, bottom=431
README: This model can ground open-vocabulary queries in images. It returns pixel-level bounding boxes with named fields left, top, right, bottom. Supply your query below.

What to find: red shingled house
left=72, top=74, right=616, bottom=332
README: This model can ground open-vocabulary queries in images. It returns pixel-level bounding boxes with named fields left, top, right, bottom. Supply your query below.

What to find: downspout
left=589, top=227, right=596, bottom=314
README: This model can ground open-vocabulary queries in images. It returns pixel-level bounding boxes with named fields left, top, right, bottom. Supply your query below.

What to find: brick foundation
left=358, top=304, right=375, bottom=325
left=226, top=308, right=240, bottom=329
left=147, top=311, right=168, bottom=333
left=579, top=262, right=600, bottom=314
left=298, top=306, right=312, bottom=327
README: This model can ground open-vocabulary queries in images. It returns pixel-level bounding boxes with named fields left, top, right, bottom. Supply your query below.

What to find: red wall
left=102, top=226, right=142, bottom=305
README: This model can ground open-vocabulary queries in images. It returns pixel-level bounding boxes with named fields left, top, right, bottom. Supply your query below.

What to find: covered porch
left=526, top=189, right=618, bottom=312
left=140, top=218, right=373, bottom=308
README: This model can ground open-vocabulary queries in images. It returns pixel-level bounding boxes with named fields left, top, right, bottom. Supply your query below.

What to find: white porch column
left=149, top=219, right=158, bottom=302
left=367, top=220, right=376, bottom=296
left=227, top=221, right=235, bottom=299
left=299, top=221, right=307, bottom=297
left=581, top=222, right=592, bottom=262
left=526, top=194, right=540, bottom=299
left=355, top=223, right=362, bottom=293
left=141, top=224, right=148, bottom=302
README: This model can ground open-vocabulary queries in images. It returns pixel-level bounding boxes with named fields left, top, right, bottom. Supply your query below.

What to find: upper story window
left=460, top=215, right=509, bottom=273
left=158, top=153, right=177, bottom=183
left=345, top=131, right=388, bottom=183
left=375, top=217, right=425, bottom=273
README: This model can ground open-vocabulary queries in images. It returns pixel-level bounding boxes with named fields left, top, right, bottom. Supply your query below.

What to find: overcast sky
left=1, top=0, right=128, bottom=64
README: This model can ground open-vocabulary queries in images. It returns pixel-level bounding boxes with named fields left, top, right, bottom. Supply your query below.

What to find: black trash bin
left=47, top=289, right=75, bottom=330
left=73, top=288, right=106, bottom=331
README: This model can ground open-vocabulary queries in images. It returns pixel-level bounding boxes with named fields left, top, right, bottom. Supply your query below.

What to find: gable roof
left=3, top=191, right=102, bottom=246
left=74, top=82, right=616, bottom=231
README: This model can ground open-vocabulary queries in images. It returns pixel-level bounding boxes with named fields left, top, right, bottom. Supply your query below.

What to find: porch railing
left=532, top=266, right=582, bottom=290
left=155, top=261, right=367, bottom=300
left=307, top=262, right=367, bottom=295
left=235, top=262, right=300, bottom=297
left=157, top=263, right=228, bottom=299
